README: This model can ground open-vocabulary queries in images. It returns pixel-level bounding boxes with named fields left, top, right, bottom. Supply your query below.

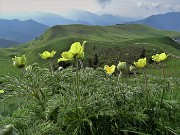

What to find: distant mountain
left=0, top=19, right=49, bottom=43
left=1, top=11, right=137, bottom=26
left=26, top=11, right=133, bottom=26
left=128, top=12, right=180, bottom=32
left=27, top=12, right=89, bottom=26
left=0, top=38, right=20, bottom=48
left=63, top=10, right=136, bottom=25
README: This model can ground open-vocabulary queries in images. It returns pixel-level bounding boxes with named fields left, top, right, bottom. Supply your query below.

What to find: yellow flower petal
left=50, top=50, right=56, bottom=58
left=152, top=53, right=168, bottom=62
left=152, top=54, right=161, bottom=62
left=61, top=51, right=74, bottom=60
left=104, top=65, right=116, bottom=74
left=69, top=42, right=82, bottom=55
left=0, top=90, right=4, bottom=94
left=159, top=53, right=168, bottom=61
left=40, top=51, right=51, bottom=59
left=134, top=57, right=146, bottom=68
left=58, top=58, right=69, bottom=62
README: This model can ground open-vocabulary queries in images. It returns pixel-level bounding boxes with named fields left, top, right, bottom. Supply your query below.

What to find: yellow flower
left=134, top=57, right=146, bottom=68
left=0, top=90, right=4, bottom=94
left=152, top=54, right=161, bottom=62
left=159, top=53, right=168, bottom=61
left=117, top=61, right=127, bottom=71
left=58, top=41, right=86, bottom=62
left=152, top=53, right=168, bottom=62
left=104, top=65, right=116, bottom=75
left=39, top=51, right=56, bottom=59
left=58, top=51, right=74, bottom=62
left=12, top=54, right=27, bottom=68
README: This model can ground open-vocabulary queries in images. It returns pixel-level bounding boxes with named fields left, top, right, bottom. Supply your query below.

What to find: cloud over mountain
left=96, top=0, right=112, bottom=8
left=137, top=1, right=160, bottom=10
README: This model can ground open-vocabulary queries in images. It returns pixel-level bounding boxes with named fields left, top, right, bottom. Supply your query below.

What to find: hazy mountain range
left=0, top=11, right=180, bottom=48
left=0, top=38, right=20, bottom=48
left=128, top=12, right=180, bottom=32
left=1, top=11, right=137, bottom=26
left=0, top=19, right=48, bottom=44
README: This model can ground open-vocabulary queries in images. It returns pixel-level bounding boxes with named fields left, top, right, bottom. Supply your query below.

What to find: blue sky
left=0, top=0, right=180, bottom=17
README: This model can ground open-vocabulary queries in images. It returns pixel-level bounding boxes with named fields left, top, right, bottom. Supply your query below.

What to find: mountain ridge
left=0, top=38, right=20, bottom=48
left=0, top=19, right=49, bottom=43
left=128, top=12, right=180, bottom=32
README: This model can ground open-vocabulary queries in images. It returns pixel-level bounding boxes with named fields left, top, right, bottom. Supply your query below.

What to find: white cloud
left=137, top=1, right=161, bottom=10
left=152, top=3, right=160, bottom=9
left=96, top=0, right=112, bottom=8
left=164, top=4, right=180, bottom=11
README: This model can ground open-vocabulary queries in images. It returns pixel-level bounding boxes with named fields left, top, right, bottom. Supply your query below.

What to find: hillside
left=0, top=24, right=180, bottom=77
left=0, top=19, right=49, bottom=43
left=0, top=38, right=20, bottom=48
left=21, top=24, right=180, bottom=45
left=128, top=12, right=180, bottom=32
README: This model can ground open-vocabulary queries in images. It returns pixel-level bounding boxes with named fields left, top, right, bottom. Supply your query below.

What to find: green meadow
left=0, top=24, right=180, bottom=134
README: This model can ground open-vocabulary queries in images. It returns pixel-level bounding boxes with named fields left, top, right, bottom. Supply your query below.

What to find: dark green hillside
left=0, top=24, right=180, bottom=77
left=0, top=38, right=20, bottom=48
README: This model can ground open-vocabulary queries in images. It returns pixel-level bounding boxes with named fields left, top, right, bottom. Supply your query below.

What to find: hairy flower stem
left=143, top=68, right=149, bottom=108
left=160, top=62, right=165, bottom=108
left=117, top=71, right=122, bottom=85
left=75, top=58, right=80, bottom=105
left=49, top=59, right=54, bottom=73
left=161, top=62, right=165, bottom=78
left=21, top=68, right=26, bottom=76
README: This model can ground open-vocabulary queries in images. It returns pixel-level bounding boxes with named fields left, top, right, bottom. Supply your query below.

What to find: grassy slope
left=0, top=24, right=180, bottom=78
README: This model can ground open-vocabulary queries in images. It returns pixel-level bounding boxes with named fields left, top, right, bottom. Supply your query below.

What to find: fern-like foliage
left=0, top=64, right=180, bottom=135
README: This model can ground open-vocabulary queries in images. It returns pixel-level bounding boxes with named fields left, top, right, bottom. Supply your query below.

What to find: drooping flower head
left=39, top=51, right=56, bottom=59
left=104, top=65, right=116, bottom=75
left=58, top=41, right=86, bottom=62
left=12, top=54, right=27, bottom=68
left=152, top=53, right=168, bottom=63
left=134, top=57, right=146, bottom=69
left=117, top=61, right=127, bottom=71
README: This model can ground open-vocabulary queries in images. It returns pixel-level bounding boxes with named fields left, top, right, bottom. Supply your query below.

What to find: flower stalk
left=134, top=57, right=148, bottom=108
left=152, top=52, right=168, bottom=108
left=49, top=59, right=54, bottom=73
left=75, top=58, right=80, bottom=105
left=142, top=68, right=149, bottom=108
left=160, top=62, right=165, bottom=108
left=117, top=71, right=122, bottom=85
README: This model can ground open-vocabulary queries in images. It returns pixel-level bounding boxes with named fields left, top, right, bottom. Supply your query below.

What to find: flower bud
left=129, top=65, right=136, bottom=72
left=12, top=55, right=27, bottom=68
left=117, top=61, right=127, bottom=71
